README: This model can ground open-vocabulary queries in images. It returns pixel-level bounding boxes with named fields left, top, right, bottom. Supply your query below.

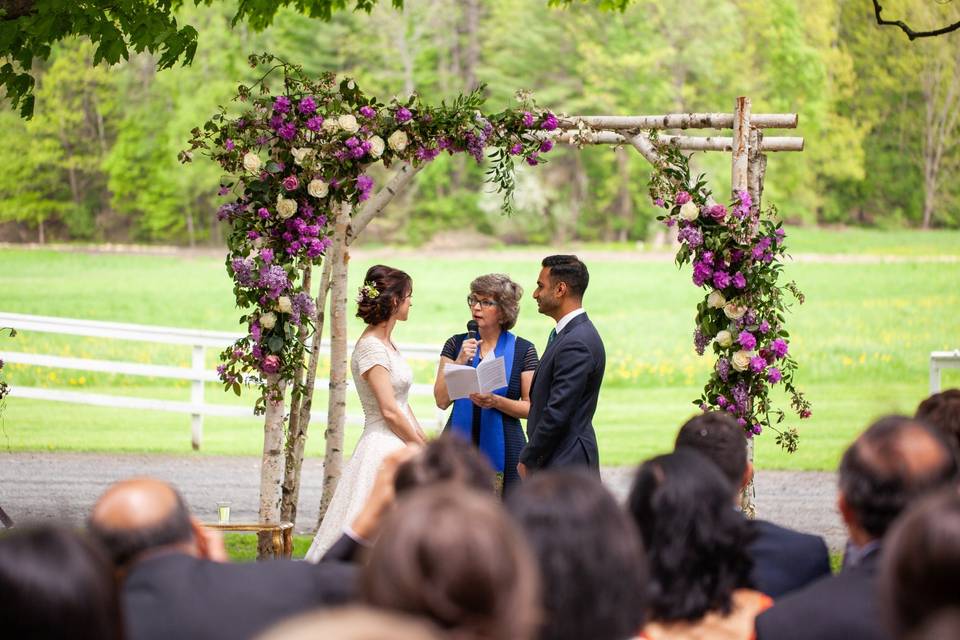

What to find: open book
left=443, top=356, right=508, bottom=400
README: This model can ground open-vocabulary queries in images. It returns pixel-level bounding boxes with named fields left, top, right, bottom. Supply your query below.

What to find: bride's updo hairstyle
left=356, top=264, right=412, bottom=326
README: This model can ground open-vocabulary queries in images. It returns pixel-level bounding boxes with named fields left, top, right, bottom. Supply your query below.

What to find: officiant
left=434, top=274, right=539, bottom=494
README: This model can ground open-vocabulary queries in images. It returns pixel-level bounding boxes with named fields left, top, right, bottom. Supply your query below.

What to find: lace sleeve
left=354, top=338, right=392, bottom=377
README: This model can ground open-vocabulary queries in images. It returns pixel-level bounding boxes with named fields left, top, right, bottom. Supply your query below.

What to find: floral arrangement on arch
left=182, top=53, right=557, bottom=411
left=649, top=143, right=811, bottom=451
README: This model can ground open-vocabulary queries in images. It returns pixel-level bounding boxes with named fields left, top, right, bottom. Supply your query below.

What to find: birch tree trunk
left=257, top=374, right=287, bottom=558
left=281, top=257, right=334, bottom=523
left=317, top=204, right=352, bottom=528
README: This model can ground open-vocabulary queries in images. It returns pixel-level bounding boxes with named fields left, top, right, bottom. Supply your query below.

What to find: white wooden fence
left=0, top=312, right=442, bottom=450
left=930, top=349, right=960, bottom=394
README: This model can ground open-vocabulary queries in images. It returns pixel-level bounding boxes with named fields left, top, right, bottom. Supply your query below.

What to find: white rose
left=291, top=147, right=314, bottom=166
left=388, top=129, right=409, bottom=152
left=679, top=200, right=700, bottom=221
left=259, top=312, right=277, bottom=330
left=731, top=349, right=755, bottom=372
left=243, top=152, right=261, bottom=173
left=338, top=114, right=359, bottom=133
left=368, top=135, right=385, bottom=158
left=715, top=330, right=733, bottom=348
left=723, top=302, right=747, bottom=320
left=707, top=290, right=726, bottom=309
left=276, top=296, right=293, bottom=314
left=322, top=119, right=340, bottom=133
left=276, top=196, right=298, bottom=219
left=307, top=179, right=329, bottom=199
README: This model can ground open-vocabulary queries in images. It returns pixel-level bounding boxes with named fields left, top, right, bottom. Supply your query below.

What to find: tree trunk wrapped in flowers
left=182, top=54, right=558, bottom=552
left=649, top=141, right=811, bottom=452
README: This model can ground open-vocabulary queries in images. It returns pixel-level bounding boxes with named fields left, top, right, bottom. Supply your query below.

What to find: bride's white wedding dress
left=304, top=336, right=414, bottom=561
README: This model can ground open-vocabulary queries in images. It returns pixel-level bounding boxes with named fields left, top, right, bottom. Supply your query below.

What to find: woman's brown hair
left=356, top=264, right=412, bottom=326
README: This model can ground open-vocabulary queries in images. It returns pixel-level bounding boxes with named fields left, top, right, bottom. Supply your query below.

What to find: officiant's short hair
left=470, top=273, right=523, bottom=330
left=542, top=255, right=589, bottom=299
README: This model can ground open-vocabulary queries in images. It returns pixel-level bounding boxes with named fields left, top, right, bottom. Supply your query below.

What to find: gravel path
left=0, top=452, right=846, bottom=551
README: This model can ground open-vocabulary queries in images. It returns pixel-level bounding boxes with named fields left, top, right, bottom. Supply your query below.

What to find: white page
left=443, top=363, right=481, bottom=400
left=477, top=356, right=507, bottom=393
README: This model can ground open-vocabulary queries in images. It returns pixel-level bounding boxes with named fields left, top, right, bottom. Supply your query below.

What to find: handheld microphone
left=466, top=320, right=479, bottom=340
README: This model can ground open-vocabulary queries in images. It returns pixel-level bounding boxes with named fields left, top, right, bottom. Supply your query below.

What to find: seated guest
left=362, top=484, right=540, bottom=640
left=322, top=436, right=494, bottom=563
left=755, top=416, right=959, bottom=640
left=257, top=606, right=446, bottom=640
left=0, top=524, right=122, bottom=640
left=916, top=388, right=960, bottom=462
left=880, top=490, right=960, bottom=639
left=505, top=470, right=647, bottom=640
left=88, top=477, right=355, bottom=640
left=629, top=449, right=769, bottom=640
left=675, top=411, right=831, bottom=597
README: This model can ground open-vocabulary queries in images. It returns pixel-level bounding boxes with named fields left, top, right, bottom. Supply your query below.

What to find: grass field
left=2, top=228, right=959, bottom=471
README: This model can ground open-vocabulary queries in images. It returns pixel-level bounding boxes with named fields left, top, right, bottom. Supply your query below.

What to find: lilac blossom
left=692, top=261, right=714, bottom=287
left=738, top=331, right=757, bottom=350
left=278, top=122, right=297, bottom=140
left=654, top=197, right=665, bottom=208
left=258, top=207, right=270, bottom=219
left=290, top=292, right=316, bottom=325
left=733, top=272, right=747, bottom=289
left=716, top=357, right=731, bottom=381
left=260, top=248, right=274, bottom=264
left=539, top=139, right=554, bottom=153
left=758, top=320, right=770, bottom=334
left=541, top=113, right=559, bottom=130
left=677, top=226, right=703, bottom=248
left=712, top=270, right=731, bottom=289
left=522, top=111, right=535, bottom=127
left=509, top=143, right=523, bottom=155
left=526, top=154, right=540, bottom=166
left=750, top=356, right=766, bottom=373
left=225, top=139, right=235, bottom=151
left=230, top=257, right=255, bottom=286
left=694, top=328, right=708, bottom=356
left=258, top=265, right=290, bottom=299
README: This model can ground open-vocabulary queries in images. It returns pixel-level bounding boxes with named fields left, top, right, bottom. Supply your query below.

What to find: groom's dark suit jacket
left=520, top=312, right=605, bottom=472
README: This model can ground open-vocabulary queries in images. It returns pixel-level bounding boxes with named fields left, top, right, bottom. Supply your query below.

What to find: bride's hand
left=456, top=338, right=481, bottom=364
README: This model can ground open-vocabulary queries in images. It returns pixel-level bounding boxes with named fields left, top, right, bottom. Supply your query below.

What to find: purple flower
left=306, top=116, right=324, bottom=131
left=539, top=139, right=554, bottom=153
left=738, top=331, right=757, bottom=350
left=278, top=122, right=297, bottom=140
left=751, top=423, right=762, bottom=435
left=712, top=270, right=731, bottom=289
left=733, top=272, right=747, bottom=289
left=230, top=257, right=255, bottom=286
left=350, top=146, right=366, bottom=159
left=801, top=409, right=812, bottom=419
left=770, top=339, right=789, bottom=359
left=359, top=105, right=377, bottom=118
left=717, top=394, right=728, bottom=407
left=767, top=367, right=782, bottom=384
left=693, top=328, right=708, bottom=356
left=675, top=191, right=692, bottom=205
left=750, top=356, right=766, bottom=373
left=246, top=231, right=259, bottom=240
left=260, top=248, right=274, bottom=264
left=217, top=186, right=230, bottom=196
left=282, top=175, right=299, bottom=191
left=258, top=265, right=290, bottom=299
left=345, top=136, right=360, bottom=149
left=654, top=197, right=665, bottom=208
left=250, top=322, right=262, bottom=342
left=258, top=207, right=270, bottom=219
left=395, top=107, right=412, bottom=123
left=677, top=226, right=703, bottom=248
left=707, top=204, right=728, bottom=220
left=269, top=115, right=284, bottom=130
left=692, top=261, right=714, bottom=287
left=273, top=96, right=291, bottom=113
left=298, top=96, right=317, bottom=115
left=526, top=154, right=540, bottom=166
left=509, top=143, right=523, bottom=155
left=758, top=320, right=770, bottom=334
left=522, top=111, right=535, bottom=127
left=775, top=228, right=786, bottom=245
left=225, top=139, right=235, bottom=151
left=262, top=354, right=281, bottom=374
left=541, top=113, right=559, bottom=131
left=737, top=418, right=748, bottom=427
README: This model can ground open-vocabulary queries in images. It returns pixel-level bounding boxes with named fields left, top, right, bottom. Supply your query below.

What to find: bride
left=305, top=264, right=426, bottom=561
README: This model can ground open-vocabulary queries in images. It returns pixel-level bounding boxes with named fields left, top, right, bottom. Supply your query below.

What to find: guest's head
left=838, top=415, right=957, bottom=546
left=256, top=606, right=446, bottom=640
left=916, top=389, right=960, bottom=462
left=0, top=524, right=122, bottom=640
left=535, top=255, right=588, bottom=318
left=356, top=264, right=413, bottom=325
left=394, top=434, right=496, bottom=496
left=628, top=448, right=754, bottom=623
left=468, top=273, right=524, bottom=332
left=362, top=484, right=539, bottom=640
left=880, top=489, right=960, bottom=639
left=675, top=411, right=750, bottom=494
left=506, top=470, right=647, bottom=640
left=89, top=477, right=203, bottom=569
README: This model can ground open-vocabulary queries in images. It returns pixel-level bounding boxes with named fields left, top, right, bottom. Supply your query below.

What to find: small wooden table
left=203, top=521, right=295, bottom=559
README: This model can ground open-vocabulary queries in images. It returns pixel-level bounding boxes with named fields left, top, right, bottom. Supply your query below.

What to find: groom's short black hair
left=542, top=255, right=589, bottom=299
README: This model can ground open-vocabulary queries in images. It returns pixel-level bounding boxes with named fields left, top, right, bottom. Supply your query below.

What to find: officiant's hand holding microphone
left=456, top=319, right=482, bottom=364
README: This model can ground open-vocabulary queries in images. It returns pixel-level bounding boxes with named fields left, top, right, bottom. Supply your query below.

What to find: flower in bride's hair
left=357, top=281, right=380, bottom=303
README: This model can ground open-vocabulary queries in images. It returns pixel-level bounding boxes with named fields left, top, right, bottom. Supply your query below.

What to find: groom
left=518, top=255, right=605, bottom=477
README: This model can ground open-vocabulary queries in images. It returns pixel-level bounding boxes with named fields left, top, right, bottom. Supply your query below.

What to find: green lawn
left=2, top=230, right=959, bottom=471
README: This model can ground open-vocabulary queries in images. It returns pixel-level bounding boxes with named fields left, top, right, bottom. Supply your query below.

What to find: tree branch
left=345, top=161, right=423, bottom=245
left=873, top=0, right=960, bottom=40
left=0, top=0, right=36, bottom=21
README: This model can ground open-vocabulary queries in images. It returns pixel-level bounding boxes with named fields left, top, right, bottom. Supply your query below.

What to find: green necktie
left=547, top=327, right=557, bottom=348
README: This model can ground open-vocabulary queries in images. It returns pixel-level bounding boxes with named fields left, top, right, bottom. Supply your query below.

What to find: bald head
left=840, top=416, right=958, bottom=541
left=89, top=477, right=194, bottom=568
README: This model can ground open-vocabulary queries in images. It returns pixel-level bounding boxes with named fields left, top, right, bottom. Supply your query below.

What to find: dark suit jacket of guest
left=520, top=312, right=605, bottom=473
left=754, top=546, right=890, bottom=640
left=123, top=552, right=356, bottom=640
left=749, top=519, right=831, bottom=599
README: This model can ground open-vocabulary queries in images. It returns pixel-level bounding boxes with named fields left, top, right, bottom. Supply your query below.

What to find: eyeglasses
left=467, top=296, right=498, bottom=309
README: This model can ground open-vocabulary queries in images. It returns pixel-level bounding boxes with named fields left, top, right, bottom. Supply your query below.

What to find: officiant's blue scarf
left=450, top=330, right=516, bottom=472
